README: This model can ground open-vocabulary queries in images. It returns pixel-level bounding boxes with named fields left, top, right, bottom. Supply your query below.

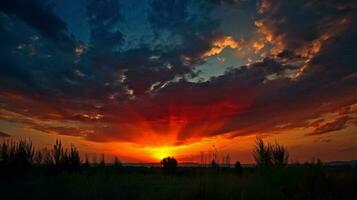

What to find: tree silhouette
left=160, top=156, right=177, bottom=173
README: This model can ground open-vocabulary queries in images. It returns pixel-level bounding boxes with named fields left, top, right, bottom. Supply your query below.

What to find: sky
left=0, top=0, right=356, bottom=163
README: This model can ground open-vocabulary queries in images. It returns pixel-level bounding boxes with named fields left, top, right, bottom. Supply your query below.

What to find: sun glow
left=149, top=146, right=175, bottom=161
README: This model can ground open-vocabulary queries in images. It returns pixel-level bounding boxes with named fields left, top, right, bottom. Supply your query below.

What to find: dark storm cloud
left=257, top=0, right=357, bottom=55
left=0, top=0, right=127, bottom=102
left=0, top=0, right=356, bottom=145
left=0, top=0, right=78, bottom=98
left=0, top=0, right=76, bottom=52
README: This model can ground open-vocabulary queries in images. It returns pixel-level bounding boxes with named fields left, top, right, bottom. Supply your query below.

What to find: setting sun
left=148, top=146, right=175, bottom=161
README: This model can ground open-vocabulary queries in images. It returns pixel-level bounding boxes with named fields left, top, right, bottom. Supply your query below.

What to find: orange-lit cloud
left=202, top=36, right=239, bottom=57
left=252, top=41, right=265, bottom=52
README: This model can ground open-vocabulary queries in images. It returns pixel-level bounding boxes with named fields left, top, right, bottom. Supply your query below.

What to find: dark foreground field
left=1, top=165, right=356, bottom=200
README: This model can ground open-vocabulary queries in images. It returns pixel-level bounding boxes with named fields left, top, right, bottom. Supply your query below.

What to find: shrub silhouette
left=44, top=140, right=82, bottom=173
left=41, top=148, right=51, bottom=164
left=52, top=139, right=65, bottom=169
left=272, top=142, right=289, bottom=166
left=0, top=139, right=34, bottom=171
left=253, top=137, right=272, bottom=167
left=1, top=139, right=84, bottom=174
left=16, top=140, right=34, bottom=168
left=160, top=156, right=177, bottom=172
left=253, top=137, right=289, bottom=167
left=66, top=145, right=81, bottom=171
left=34, top=150, right=43, bottom=165
left=234, top=160, right=243, bottom=175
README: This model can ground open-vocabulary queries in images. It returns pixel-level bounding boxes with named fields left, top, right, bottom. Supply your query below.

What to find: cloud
left=202, top=36, right=239, bottom=57
left=256, top=0, right=356, bottom=60
left=306, top=116, right=351, bottom=136
left=0, top=0, right=76, bottom=52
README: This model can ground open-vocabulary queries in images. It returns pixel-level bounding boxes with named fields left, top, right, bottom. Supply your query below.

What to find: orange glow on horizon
left=147, top=146, right=175, bottom=161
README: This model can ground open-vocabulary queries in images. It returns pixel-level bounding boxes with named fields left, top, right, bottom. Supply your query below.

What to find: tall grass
left=253, top=137, right=273, bottom=166
left=0, top=139, right=34, bottom=170
left=45, top=140, right=82, bottom=173
left=0, top=139, right=81, bottom=174
left=272, top=142, right=289, bottom=166
left=253, top=137, right=289, bottom=167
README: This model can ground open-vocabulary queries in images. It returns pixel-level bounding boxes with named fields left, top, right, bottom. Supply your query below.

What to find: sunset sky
left=0, top=0, right=356, bottom=163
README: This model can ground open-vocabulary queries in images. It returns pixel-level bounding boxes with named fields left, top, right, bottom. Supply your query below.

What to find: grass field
left=1, top=165, right=356, bottom=200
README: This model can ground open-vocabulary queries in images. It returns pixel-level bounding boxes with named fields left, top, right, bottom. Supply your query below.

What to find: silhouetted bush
left=272, top=142, right=289, bottom=166
left=66, top=145, right=81, bottom=171
left=253, top=137, right=273, bottom=167
left=42, top=148, right=53, bottom=167
left=160, top=156, right=177, bottom=173
left=253, top=138, right=289, bottom=167
left=235, top=161, right=243, bottom=175
left=0, top=139, right=85, bottom=175
left=34, top=149, right=43, bottom=165
left=0, top=139, right=34, bottom=171
left=52, top=139, right=65, bottom=169
left=42, top=140, right=82, bottom=173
